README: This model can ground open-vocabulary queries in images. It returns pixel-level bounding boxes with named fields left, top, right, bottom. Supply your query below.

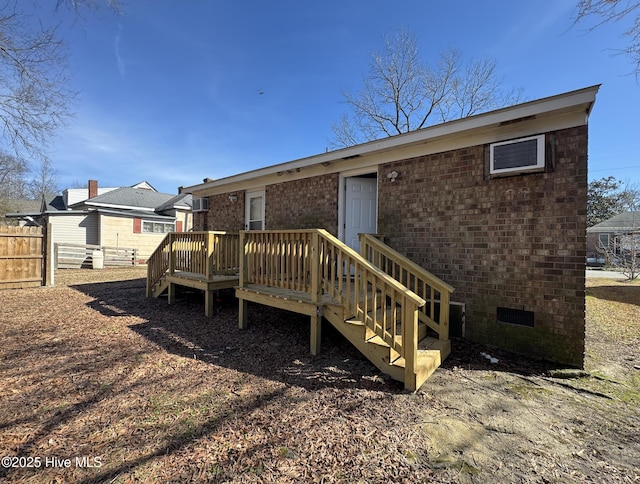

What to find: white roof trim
left=183, top=85, right=599, bottom=195
left=83, top=201, right=157, bottom=211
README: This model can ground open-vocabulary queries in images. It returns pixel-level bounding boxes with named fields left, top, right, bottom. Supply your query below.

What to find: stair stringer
left=151, top=277, right=169, bottom=298
left=323, top=303, right=405, bottom=383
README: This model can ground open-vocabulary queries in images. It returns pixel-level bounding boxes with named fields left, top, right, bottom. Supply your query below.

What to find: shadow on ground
left=70, top=278, right=564, bottom=391
left=586, top=285, right=640, bottom=306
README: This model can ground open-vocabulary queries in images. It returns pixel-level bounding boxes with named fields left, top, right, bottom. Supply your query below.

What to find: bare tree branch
left=0, top=5, right=73, bottom=160
left=598, top=225, right=640, bottom=280
left=575, top=0, right=640, bottom=78
left=331, top=30, right=522, bottom=148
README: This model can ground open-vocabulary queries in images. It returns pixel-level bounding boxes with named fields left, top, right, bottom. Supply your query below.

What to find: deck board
left=166, top=272, right=239, bottom=291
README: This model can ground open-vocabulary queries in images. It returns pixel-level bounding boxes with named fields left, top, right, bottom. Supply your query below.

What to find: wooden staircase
left=236, top=230, right=454, bottom=391
left=146, top=229, right=454, bottom=390
left=323, top=303, right=451, bottom=389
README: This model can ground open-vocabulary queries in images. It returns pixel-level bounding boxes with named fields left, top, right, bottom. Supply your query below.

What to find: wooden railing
left=146, top=234, right=172, bottom=296
left=359, top=233, right=455, bottom=341
left=146, top=232, right=239, bottom=296
left=239, top=229, right=427, bottom=382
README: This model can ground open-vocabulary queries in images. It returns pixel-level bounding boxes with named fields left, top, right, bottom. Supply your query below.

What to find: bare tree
left=27, top=158, right=59, bottom=201
left=0, top=152, right=27, bottom=198
left=0, top=1, right=120, bottom=161
left=332, top=30, right=522, bottom=147
left=575, top=0, right=640, bottom=78
left=598, top=212, right=640, bottom=280
left=0, top=151, right=28, bottom=219
left=0, top=6, right=71, bottom=161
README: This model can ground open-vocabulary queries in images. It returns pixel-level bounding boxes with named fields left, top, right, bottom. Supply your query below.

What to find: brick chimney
left=88, top=180, right=98, bottom=199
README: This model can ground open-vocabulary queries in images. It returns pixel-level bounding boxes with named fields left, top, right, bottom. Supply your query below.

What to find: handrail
left=146, top=231, right=239, bottom=297
left=146, top=233, right=172, bottom=297
left=239, top=229, right=426, bottom=382
left=360, top=233, right=454, bottom=341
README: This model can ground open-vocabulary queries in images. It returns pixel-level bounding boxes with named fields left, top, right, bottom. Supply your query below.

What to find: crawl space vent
left=497, top=307, right=534, bottom=327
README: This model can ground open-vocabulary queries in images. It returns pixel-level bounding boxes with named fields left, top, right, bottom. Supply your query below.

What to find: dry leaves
left=0, top=268, right=638, bottom=483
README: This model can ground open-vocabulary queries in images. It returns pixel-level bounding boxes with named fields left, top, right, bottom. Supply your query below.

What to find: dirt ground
left=0, top=267, right=638, bottom=483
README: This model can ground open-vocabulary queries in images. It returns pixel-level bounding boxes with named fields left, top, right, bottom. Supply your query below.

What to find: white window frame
left=142, top=220, right=175, bottom=234
left=192, top=197, right=209, bottom=212
left=490, top=135, right=545, bottom=175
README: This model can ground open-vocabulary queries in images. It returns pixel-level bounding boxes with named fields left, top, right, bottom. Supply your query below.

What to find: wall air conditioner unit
left=192, top=198, right=209, bottom=212
left=490, top=135, right=545, bottom=176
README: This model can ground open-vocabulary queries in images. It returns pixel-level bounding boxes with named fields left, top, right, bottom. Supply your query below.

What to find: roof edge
left=182, top=85, right=600, bottom=194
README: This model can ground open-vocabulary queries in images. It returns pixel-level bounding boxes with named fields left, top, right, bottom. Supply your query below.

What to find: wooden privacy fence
left=55, top=243, right=138, bottom=269
left=0, top=225, right=44, bottom=289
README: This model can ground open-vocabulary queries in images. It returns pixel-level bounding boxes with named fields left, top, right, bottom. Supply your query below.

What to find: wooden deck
left=146, top=232, right=240, bottom=317
left=147, top=229, right=455, bottom=391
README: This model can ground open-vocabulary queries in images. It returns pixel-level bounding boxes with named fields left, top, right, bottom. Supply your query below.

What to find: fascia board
left=185, top=85, right=599, bottom=197
left=84, top=202, right=156, bottom=211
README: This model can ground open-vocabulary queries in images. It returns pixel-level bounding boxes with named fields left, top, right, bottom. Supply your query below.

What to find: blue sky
left=43, top=1, right=640, bottom=194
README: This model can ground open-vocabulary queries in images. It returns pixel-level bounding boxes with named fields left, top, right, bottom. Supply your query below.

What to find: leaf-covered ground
left=0, top=268, right=638, bottom=483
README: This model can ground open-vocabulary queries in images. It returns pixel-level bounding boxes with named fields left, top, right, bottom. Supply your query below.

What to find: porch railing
left=239, top=229, right=427, bottom=383
left=146, top=231, right=239, bottom=296
left=359, top=233, right=454, bottom=341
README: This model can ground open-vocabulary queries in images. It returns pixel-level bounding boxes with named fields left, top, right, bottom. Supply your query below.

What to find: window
left=142, top=221, right=175, bottom=234
left=598, top=234, right=610, bottom=248
left=490, top=135, right=545, bottom=175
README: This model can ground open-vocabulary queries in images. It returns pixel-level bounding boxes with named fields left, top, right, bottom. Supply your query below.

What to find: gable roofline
left=155, top=193, right=193, bottom=212
left=587, top=211, right=640, bottom=232
left=131, top=180, right=157, bottom=191
left=70, top=186, right=176, bottom=211
left=183, top=85, right=600, bottom=197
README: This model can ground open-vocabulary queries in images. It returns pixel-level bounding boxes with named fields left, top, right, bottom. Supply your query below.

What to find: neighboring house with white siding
left=6, top=180, right=193, bottom=262
left=586, top=211, right=640, bottom=263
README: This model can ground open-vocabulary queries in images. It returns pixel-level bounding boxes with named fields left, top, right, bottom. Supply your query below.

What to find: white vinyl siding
left=49, top=214, right=98, bottom=245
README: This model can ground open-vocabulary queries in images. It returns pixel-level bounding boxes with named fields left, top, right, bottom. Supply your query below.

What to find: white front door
left=245, top=190, right=265, bottom=230
left=344, top=177, right=377, bottom=252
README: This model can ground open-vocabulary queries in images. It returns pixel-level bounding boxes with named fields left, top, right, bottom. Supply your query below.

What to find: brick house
left=183, top=85, right=599, bottom=367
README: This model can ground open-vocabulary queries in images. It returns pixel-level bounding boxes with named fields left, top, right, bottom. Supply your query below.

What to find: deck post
left=167, top=282, right=175, bottom=305
left=310, top=310, right=321, bottom=355
left=168, top=233, right=176, bottom=276
left=204, top=232, right=216, bottom=318
left=439, top=290, right=450, bottom=341
left=403, top=302, right=419, bottom=392
left=239, top=299, right=248, bottom=329
left=206, top=232, right=215, bottom=279
left=205, top=289, right=214, bottom=318
left=310, top=231, right=321, bottom=304
left=238, top=231, right=248, bottom=329
left=239, top=231, right=247, bottom=287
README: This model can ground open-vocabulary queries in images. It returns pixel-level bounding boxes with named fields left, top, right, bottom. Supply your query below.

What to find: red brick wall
left=378, top=126, right=588, bottom=367
left=265, top=174, right=339, bottom=235
left=193, top=211, right=207, bottom=231
left=202, top=192, right=245, bottom=232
